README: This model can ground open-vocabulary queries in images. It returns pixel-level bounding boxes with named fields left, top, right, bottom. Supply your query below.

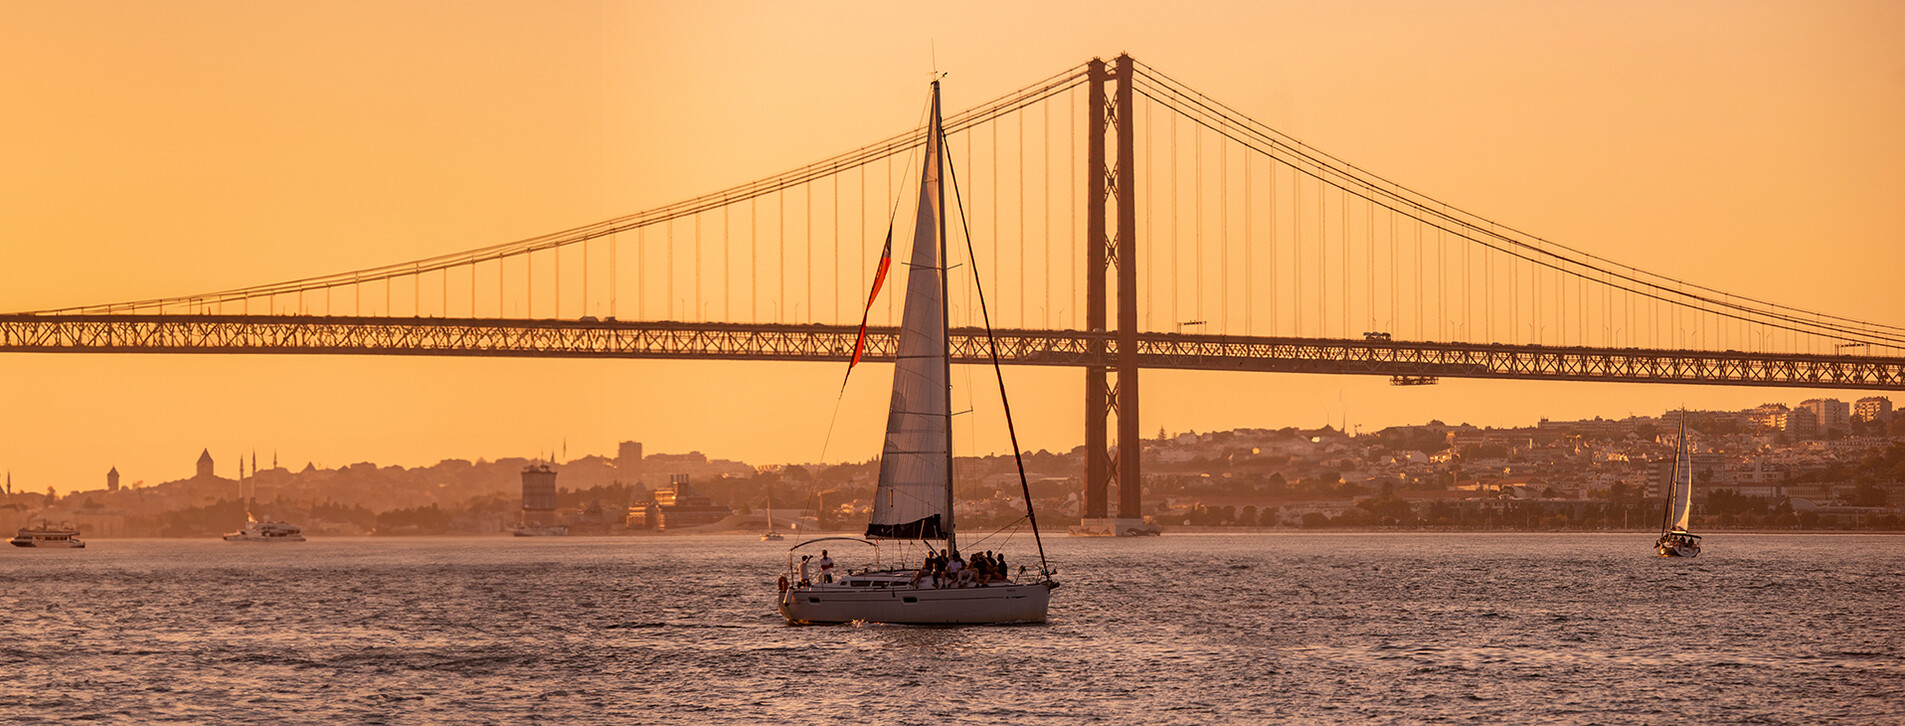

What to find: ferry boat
left=10, top=522, right=86, bottom=548
left=223, top=516, right=307, bottom=542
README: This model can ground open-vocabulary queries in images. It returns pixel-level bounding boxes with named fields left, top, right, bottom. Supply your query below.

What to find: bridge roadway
left=2, top=314, right=1901, bottom=390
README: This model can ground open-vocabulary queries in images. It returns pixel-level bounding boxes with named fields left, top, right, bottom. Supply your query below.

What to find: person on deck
left=817, top=550, right=835, bottom=583
left=797, top=555, right=812, bottom=587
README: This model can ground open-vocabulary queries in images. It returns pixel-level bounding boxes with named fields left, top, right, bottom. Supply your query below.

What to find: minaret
left=197, top=449, right=215, bottom=479
left=107, top=466, right=120, bottom=492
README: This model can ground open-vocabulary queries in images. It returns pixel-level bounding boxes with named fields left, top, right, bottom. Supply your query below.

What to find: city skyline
left=37, top=393, right=1894, bottom=498
left=5, top=2, right=1903, bottom=494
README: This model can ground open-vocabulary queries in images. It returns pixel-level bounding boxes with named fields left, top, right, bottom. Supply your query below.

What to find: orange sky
left=3, top=1, right=1902, bottom=494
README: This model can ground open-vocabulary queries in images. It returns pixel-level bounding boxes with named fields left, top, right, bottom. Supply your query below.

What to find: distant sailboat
left=1655, top=415, right=1701, bottom=557
left=775, top=78, right=1057, bottom=625
left=760, top=484, right=784, bottom=541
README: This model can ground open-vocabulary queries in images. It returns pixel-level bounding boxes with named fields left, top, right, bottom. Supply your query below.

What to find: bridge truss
left=5, top=314, right=1898, bottom=391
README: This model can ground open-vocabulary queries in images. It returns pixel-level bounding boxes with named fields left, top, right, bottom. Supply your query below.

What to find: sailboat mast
left=931, top=80, right=958, bottom=558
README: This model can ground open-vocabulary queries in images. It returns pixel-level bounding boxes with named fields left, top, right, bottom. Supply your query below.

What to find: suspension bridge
left=5, top=55, right=1901, bottom=526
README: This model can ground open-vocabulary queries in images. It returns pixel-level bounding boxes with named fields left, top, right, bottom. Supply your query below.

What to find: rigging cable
left=943, top=122, right=1052, bottom=579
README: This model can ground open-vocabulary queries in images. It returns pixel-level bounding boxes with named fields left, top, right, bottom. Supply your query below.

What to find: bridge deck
left=3, top=315, right=1900, bottom=390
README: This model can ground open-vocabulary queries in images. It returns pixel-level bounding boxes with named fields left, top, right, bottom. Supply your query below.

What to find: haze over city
left=3, top=1, right=1901, bottom=494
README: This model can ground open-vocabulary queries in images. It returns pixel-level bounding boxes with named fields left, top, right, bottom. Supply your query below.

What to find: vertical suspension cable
left=1437, top=226, right=1446, bottom=340
left=1194, top=123, right=1203, bottom=326
left=1244, top=149, right=1252, bottom=334
left=832, top=173, right=840, bottom=321
left=693, top=214, right=703, bottom=321
left=1145, top=98, right=1154, bottom=331
left=1293, top=163, right=1300, bottom=336
left=1366, top=199, right=1374, bottom=331
left=665, top=219, right=674, bottom=319
left=1221, top=127, right=1229, bottom=332
left=1414, top=218, right=1423, bottom=339
left=724, top=203, right=731, bottom=320
left=779, top=190, right=786, bottom=322
left=1044, top=100, right=1051, bottom=328
left=750, top=198, right=758, bottom=322
left=805, top=182, right=812, bottom=322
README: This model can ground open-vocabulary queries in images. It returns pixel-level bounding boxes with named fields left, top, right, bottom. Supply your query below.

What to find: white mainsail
left=1669, top=419, right=1694, bottom=532
left=865, top=84, right=951, bottom=541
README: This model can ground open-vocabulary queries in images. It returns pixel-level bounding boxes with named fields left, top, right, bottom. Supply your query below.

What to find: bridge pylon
left=1075, top=54, right=1154, bottom=537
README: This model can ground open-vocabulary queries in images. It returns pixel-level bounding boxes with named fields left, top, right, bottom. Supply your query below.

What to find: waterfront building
left=520, top=462, right=559, bottom=527
left=626, top=475, right=731, bottom=530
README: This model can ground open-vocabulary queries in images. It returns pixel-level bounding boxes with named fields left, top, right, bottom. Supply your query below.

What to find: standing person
left=797, top=555, right=812, bottom=587
left=817, top=550, right=835, bottom=583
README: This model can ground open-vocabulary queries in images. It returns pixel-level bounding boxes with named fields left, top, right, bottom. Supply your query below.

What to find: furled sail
left=866, top=86, right=951, bottom=540
left=1670, top=420, right=1694, bottom=532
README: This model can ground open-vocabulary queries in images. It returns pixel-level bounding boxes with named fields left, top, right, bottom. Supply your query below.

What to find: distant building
left=107, top=466, right=120, bottom=492
left=1785, top=407, right=1819, bottom=440
left=1853, top=396, right=1892, bottom=424
left=1797, top=399, right=1850, bottom=435
left=196, top=449, right=215, bottom=479
left=617, top=441, right=644, bottom=481
left=626, top=475, right=731, bottom=530
left=521, top=463, right=559, bottom=527
left=1745, top=403, right=1790, bottom=431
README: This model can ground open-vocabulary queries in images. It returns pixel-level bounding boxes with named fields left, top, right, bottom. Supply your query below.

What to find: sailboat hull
left=779, top=581, right=1054, bottom=625
left=1656, top=544, right=1699, bottom=557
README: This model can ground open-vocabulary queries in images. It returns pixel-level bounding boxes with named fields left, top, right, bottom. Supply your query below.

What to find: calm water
left=3, top=533, right=1900, bottom=724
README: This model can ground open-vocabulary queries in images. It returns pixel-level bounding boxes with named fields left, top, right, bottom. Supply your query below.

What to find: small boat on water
left=223, top=515, right=307, bottom=542
left=224, top=455, right=306, bottom=542
left=11, top=522, right=85, bottom=548
left=761, top=486, right=785, bottom=541
left=775, top=78, right=1057, bottom=625
left=1656, top=415, right=1702, bottom=558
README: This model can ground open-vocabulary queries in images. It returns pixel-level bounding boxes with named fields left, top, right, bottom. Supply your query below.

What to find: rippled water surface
left=4, top=533, right=1901, bottom=724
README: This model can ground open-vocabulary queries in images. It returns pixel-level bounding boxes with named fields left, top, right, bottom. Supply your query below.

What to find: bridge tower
left=1078, top=54, right=1152, bottom=536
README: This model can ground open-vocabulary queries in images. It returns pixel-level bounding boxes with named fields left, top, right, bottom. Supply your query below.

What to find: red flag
left=846, top=229, right=894, bottom=380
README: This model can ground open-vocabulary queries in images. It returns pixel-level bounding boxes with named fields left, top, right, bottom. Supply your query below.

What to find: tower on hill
left=197, top=449, right=215, bottom=479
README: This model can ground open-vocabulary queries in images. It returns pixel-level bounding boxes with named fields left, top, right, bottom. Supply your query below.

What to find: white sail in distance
left=866, top=84, right=951, bottom=541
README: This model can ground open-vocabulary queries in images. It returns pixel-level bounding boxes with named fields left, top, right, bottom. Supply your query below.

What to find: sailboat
left=760, top=484, right=784, bottom=541
left=775, top=78, right=1058, bottom=625
left=1655, top=415, right=1701, bottom=557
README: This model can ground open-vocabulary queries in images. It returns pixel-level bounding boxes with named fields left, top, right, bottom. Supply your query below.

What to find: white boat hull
left=779, top=581, right=1055, bottom=625
left=10, top=536, right=84, bottom=548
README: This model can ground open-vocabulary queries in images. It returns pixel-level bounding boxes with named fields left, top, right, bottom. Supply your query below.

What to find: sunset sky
left=3, top=1, right=1901, bottom=494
